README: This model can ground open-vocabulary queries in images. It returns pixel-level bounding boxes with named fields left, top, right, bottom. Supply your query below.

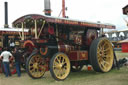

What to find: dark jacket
left=14, top=51, right=21, bottom=63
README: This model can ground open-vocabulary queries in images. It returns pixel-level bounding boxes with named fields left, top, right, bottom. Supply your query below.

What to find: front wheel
left=26, top=53, right=47, bottom=79
left=50, top=52, right=70, bottom=81
left=89, top=37, right=114, bottom=72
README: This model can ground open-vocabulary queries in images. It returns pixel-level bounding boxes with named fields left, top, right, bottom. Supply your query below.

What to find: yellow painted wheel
left=90, top=37, right=114, bottom=72
left=50, top=52, right=70, bottom=81
left=26, top=53, right=46, bottom=79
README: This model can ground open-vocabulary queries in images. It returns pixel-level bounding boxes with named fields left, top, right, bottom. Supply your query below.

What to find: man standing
left=0, top=47, right=13, bottom=77
left=13, top=47, right=21, bottom=77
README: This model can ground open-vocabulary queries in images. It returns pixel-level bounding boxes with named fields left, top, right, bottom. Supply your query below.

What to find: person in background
left=0, top=47, right=13, bottom=77
left=0, top=48, right=5, bottom=74
left=9, top=40, right=15, bottom=50
left=13, top=47, right=21, bottom=77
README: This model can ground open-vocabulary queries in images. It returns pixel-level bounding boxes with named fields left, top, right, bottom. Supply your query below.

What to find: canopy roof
left=0, top=28, right=28, bottom=32
left=12, top=14, right=115, bottom=29
left=0, top=28, right=29, bottom=35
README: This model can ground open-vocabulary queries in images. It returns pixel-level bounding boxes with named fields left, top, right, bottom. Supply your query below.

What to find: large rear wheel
left=26, top=53, right=47, bottom=79
left=50, top=52, right=70, bottom=81
left=89, top=37, right=114, bottom=72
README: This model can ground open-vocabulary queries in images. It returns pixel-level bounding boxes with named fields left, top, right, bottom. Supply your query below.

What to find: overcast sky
left=0, top=0, right=128, bottom=31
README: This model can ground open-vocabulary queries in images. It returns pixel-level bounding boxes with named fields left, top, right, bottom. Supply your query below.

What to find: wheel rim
left=97, top=39, right=113, bottom=72
left=28, top=54, right=46, bottom=78
left=53, top=53, right=70, bottom=80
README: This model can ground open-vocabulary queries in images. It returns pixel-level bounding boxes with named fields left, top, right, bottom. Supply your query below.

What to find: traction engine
left=12, top=14, right=115, bottom=81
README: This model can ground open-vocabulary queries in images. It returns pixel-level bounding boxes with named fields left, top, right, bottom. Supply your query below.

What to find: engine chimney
left=44, top=0, right=51, bottom=16
left=4, top=2, right=9, bottom=28
left=62, top=0, right=65, bottom=18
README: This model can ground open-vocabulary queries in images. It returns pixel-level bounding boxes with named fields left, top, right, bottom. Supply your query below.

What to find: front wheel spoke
left=57, top=69, right=60, bottom=76
left=34, top=57, right=38, bottom=62
left=54, top=61, right=59, bottom=66
left=56, top=69, right=62, bottom=77
left=60, top=69, right=65, bottom=77
left=55, top=66, right=65, bottom=77
left=53, top=65, right=58, bottom=69
left=61, top=58, right=65, bottom=65
left=61, top=68, right=65, bottom=75
left=63, top=65, right=67, bottom=71
left=62, top=62, right=66, bottom=66
left=53, top=62, right=59, bottom=69
left=30, top=59, right=36, bottom=63
left=30, top=68, right=36, bottom=72
left=56, top=57, right=61, bottom=64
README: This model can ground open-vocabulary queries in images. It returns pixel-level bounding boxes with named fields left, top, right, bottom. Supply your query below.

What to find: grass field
left=0, top=51, right=128, bottom=85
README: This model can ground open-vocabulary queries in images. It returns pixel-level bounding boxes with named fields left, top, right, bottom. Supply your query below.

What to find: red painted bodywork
left=68, top=51, right=88, bottom=61
left=122, top=43, right=128, bottom=52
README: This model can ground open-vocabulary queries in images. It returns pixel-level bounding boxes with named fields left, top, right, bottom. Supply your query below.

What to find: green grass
left=115, top=51, right=128, bottom=60
left=0, top=51, right=128, bottom=85
left=1, top=67, right=128, bottom=85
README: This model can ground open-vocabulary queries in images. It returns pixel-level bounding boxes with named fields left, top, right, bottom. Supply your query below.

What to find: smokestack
left=44, top=0, right=51, bottom=16
left=62, top=0, right=65, bottom=18
left=4, top=2, right=9, bottom=28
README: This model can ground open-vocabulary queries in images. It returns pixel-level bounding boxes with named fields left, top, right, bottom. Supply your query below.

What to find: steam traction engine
left=13, top=14, right=115, bottom=81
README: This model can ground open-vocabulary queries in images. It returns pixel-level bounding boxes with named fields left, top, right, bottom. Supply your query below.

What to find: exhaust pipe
left=44, top=0, right=51, bottom=16
left=4, top=2, right=9, bottom=28
left=62, top=0, right=65, bottom=18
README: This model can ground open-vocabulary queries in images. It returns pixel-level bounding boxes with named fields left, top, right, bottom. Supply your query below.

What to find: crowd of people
left=0, top=47, right=21, bottom=77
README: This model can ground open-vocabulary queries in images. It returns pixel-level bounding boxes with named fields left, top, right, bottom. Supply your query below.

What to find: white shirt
left=0, top=51, right=12, bottom=62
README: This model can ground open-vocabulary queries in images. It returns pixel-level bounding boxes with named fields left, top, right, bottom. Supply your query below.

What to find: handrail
left=38, top=20, right=46, bottom=38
